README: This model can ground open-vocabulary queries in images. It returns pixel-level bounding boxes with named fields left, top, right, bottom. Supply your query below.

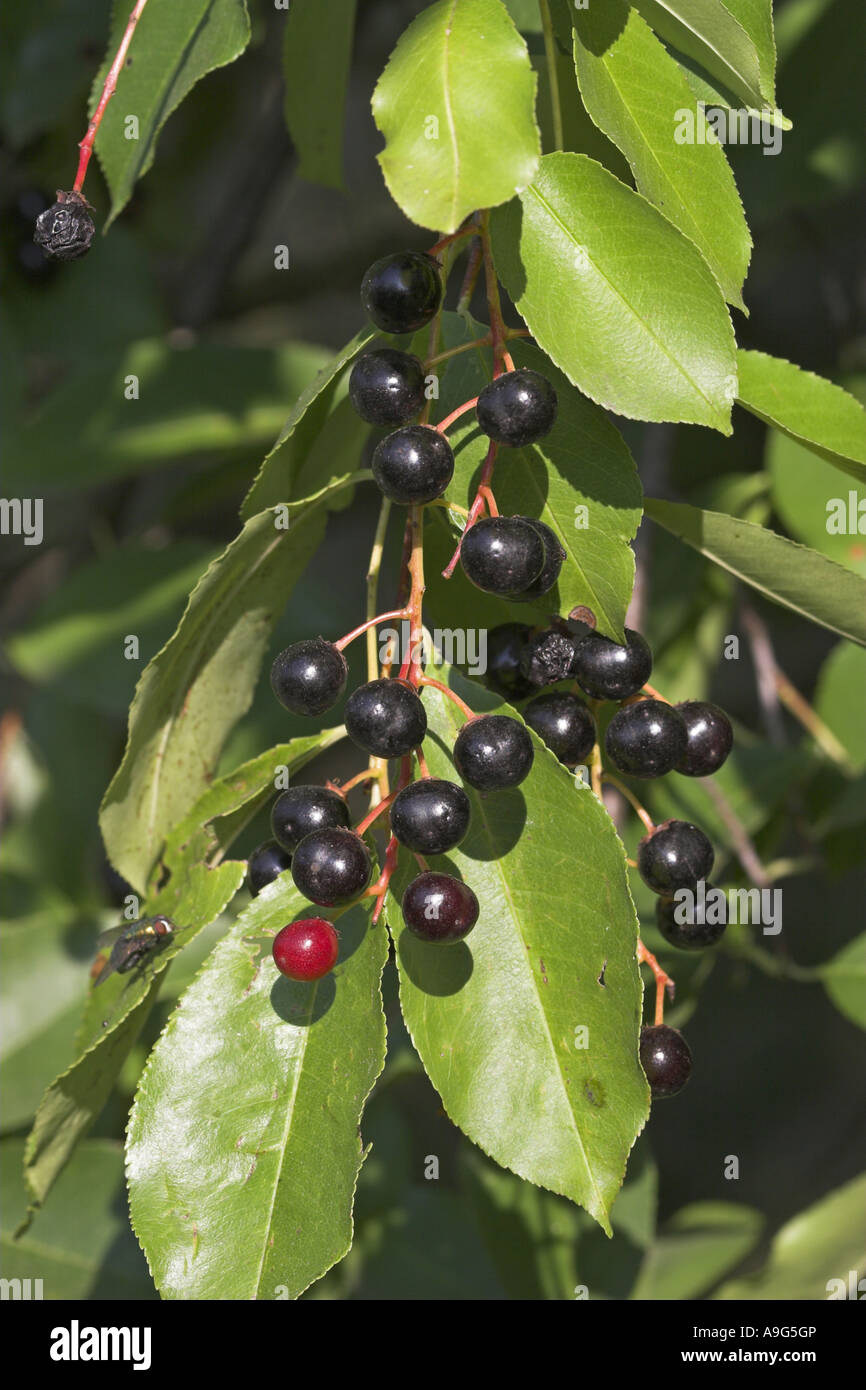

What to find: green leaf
left=2, top=1139, right=155, bottom=1299
left=4, top=342, right=331, bottom=491
left=282, top=0, right=356, bottom=189
left=388, top=661, right=649, bottom=1234
left=631, top=0, right=768, bottom=110
left=817, top=935, right=866, bottom=1030
left=721, top=0, right=777, bottom=103
left=162, top=729, right=346, bottom=874
left=715, top=1173, right=866, bottom=1299
left=22, top=860, right=243, bottom=1217
left=93, top=0, right=251, bottom=227
left=430, top=319, right=642, bottom=640
left=631, top=1202, right=763, bottom=1299
left=100, top=478, right=358, bottom=894
left=644, top=497, right=866, bottom=645
left=6, top=542, right=215, bottom=718
left=371, top=0, right=540, bottom=233
left=241, top=327, right=374, bottom=519
left=127, top=881, right=388, bottom=1299
left=737, top=351, right=866, bottom=483
left=572, top=1, right=751, bottom=310
left=815, top=642, right=866, bottom=774
left=768, top=429, right=866, bottom=579
left=491, top=152, right=737, bottom=431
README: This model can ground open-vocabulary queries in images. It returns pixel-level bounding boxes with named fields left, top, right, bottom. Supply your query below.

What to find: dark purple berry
left=460, top=516, right=545, bottom=598
left=402, top=871, right=479, bottom=942
left=656, top=890, right=727, bottom=950
left=453, top=714, right=534, bottom=791
left=33, top=190, right=95, bottom=261
left=519, top=628, right=576, bottom=687
left=637, top=819, right=715, bottom=895
left=390, top=778, right=471, bottom=854
left=371, top=425, right=454, bottom=504
left=273, top=918, right=339, bottom=981
left=484, top=623, right=533, bottom=700
left=270, top=638, right=347, bottom=717
left=348, top=348, right=426, bottom=426
left=361, top=250, right=442, bottom=334
left=291, top=827, right=371, bottom=906
left=523, top=693, right=596, bottom=767
left=640, top=1024, right=692, bottom=1098
left=247, top=841, right=292, bottom=897
left=520, top=519, right=566, bottom=599
left=476, top=368, right=558, bottom=446
left=271, top=785, right=349, bottom=853
left=604, top=699, right=688, bottom=779
left=571, top=627, right=653, bottom=701
left=674, top=700, right=734, bottom=777
left=345, top=678, right=427, bottom=758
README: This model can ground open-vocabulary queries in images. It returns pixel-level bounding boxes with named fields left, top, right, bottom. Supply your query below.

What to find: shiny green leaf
left=739, top=351, right=866, bottom=483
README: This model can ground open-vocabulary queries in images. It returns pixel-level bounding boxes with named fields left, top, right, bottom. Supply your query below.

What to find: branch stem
left=73, top=0, right=150, bottom=193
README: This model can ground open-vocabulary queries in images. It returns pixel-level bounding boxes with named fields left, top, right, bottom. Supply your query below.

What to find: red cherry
left=272, top=918, right=339, bottom=982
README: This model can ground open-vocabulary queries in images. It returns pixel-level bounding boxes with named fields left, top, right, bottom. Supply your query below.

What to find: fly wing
left=91, top=952, right=118, bottom=987
left=96, top=917, right=145, bottom=949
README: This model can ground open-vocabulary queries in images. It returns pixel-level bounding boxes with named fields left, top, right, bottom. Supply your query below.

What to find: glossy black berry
left=270, top=638, right=347, bottom=717
left=345, top=678, right=427, bottom=758
left=637, top=819, right=714, bottom=895
left=520, top=520, right=566, bottom=599
left=348, top=348, right=426, bottom=426
left=656, top=891, right=727, bottom=950
left=33, top=190, right=95, bottom=261
left=291, top=827, right=372, bottom=906
left=476, top=369, right=558, bottom=446
left=453, top=714, right=534, bottom=791
left=371, top=425, right=454, bottom=504
left=604, top=699, right=688, bottom=779
left=519, top=628, right=576, bottom=687
left=402, top=871, right=479, bottom=942
left=247, top=840, right=292, bottom=897
left=361, top=250, right=442, bottom=334
left=523, top=693, right=596, bottom=768
left=484, top=623, right=533, bottom=700
left=571, top=627, right=653, bottom=701
left=271, top=785, right=350, bottom=853
left=675, top=700, right=734, bottom=777
left=460, top=517, right=544, bottom=598
left=640, top=1024, right=692, bottom=1099
left=390, top=778, right=471, bottom=854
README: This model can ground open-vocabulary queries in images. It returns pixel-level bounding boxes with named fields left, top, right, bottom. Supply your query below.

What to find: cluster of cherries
left=247, top=246, right=735, bottom=1102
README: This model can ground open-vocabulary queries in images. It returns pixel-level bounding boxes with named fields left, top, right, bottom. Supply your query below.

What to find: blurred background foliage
left=1, top=0, right=864, bottom=1299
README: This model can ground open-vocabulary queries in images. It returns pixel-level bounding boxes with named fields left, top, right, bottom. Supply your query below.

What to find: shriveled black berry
left=484, top=623, right=533, bottom=700
left=271, top=785, right=349, bottom=853
left=675, top=700, right=734, bottom=777
left=291, top=827, right=372, bottom=906
left=476, top=368, right=558, bottom=446
left=571, top=627, right=653, bottom=701
left=345, top=678, right=427, bottom=758
left=637, top=819, right=714, bottom=895
left=523, top=693, right=596, bottom=767
left=604, top=699, right=687, bottom=779
left=656, top=890, right=727, bottom=950
left=247, top=840, right=292, bottom=897
left=520, top=519, right=566, bottom=599
left=361, top=250, right=442, bottom=334
left=270, top=638, right=347, bottom=717
left=33, top=190, right=95, bottom=261
left=348, top=348, right=425, bottom=426
left=453, top=714, right=534, bottom=791
left=519, top=628, right=576, bottom=687
left=460, top=516, right=544, bottom=598
left=640, top=1024, right=692, bottom=1099
left=402, top=871, right=479, bottom=942
left=371, top=425, right=454, bottom=504
left=390, top=778, right=471, bottom=854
